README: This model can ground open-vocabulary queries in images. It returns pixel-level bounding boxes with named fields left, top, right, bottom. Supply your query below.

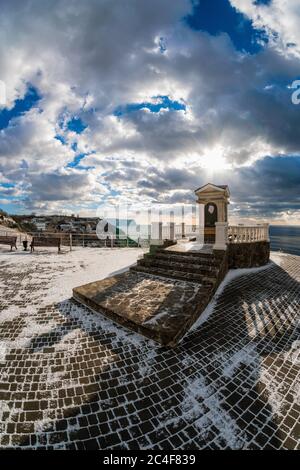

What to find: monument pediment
left=195, top=183, right=230, bottom=198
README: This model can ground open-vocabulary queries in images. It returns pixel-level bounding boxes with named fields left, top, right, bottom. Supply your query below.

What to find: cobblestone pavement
left=0, top=248, right=299, bottom=449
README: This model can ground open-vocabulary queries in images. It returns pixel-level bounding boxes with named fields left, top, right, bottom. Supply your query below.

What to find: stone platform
left=73, top=272, right=211, bottom=347
left=73, top=248, right=228, bottom=346
left=164, top=241, right=214, bottom=254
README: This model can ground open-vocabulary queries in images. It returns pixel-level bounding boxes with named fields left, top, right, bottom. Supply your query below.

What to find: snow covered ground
left=0, top=246, right=145, bottom=304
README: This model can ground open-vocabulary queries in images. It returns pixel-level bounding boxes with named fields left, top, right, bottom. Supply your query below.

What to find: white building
left=35, top=222, right=47, bottom=231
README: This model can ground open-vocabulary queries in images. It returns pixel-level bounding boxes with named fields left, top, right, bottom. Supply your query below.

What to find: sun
left=201, top=147, right=232, bottom=172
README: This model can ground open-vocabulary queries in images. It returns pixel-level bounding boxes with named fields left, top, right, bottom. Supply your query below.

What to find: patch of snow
left=190, top=262, right=273, bottom=332
left=290, top=380, right=300, bottom=404
left=182, top=242, right=208, bottom=252
left=259, top=367, right=291, bottom=418
left=221, top=344, right=258, bottom=378
left=182, top=375, right=246, bottom=449
left=34, top=418, right=54, bottom=433
left=61, top=300, right=149, bottom=349
left=0, top=305, right=31, bottom=324
left=35, top=247, right=144, bottom=305
left=181, top=375, right=210, bottom=420
left=137, top=348, right=159, bottom=377
left=0, top=342, right=7, bottom=364
left=54, top=328, right=83, bottom=354
left=270, top=252, right=286, bottom=266
left=283, top=340, right=300, bottom=366
left=2, top=317, right=57, bottom=351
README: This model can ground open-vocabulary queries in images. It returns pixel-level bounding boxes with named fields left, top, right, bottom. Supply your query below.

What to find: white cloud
left=230, top=0, right=300, bottom=57
left=0, top=0, right=299, bottom=218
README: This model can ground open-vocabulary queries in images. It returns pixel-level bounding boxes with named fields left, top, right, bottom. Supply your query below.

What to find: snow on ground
left=270, top=251, right=288, bottom=267
left=0, top=246, right=151, bottom=354
left=0, top=305, right=32, bottom=324
left=190, top=261, right=274, bottom=333
left=59, top=300, right=151, bottom=349
left=0, top=246, right=145, bottom=305
left=0, top=248, right=288, bottom=343
left=185, top=375, right=246, bottom=449
left=221, top=343, right=258, bottom=379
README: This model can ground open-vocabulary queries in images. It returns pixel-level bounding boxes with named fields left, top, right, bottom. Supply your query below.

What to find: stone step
left=138, top=258, right=219, bottom=275
left=157, top=248, right=224, bottom=259
left=130, top=265, right=217, bottom=286
left=148, top=256, right=220, bottom=269
left=155, top=255, right=220, bottom=267
left=152, top=251, right=221, bottom=266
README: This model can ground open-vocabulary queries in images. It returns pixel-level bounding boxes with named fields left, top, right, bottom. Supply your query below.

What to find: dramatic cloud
left=0, top=0, right=299, bottom=221
left=230, top=0, right=300, bottom=57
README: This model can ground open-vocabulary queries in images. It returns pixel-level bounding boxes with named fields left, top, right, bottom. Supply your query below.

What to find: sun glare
left=201, top=147, right=231, bottom=173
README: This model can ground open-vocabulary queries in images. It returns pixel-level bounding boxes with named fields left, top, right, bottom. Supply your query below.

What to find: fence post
left=151, top=222, right=163, bottom=246
left=69, top=233, right=72, bottom=251
left=169, top=222, right=175, bottom=241
left=263, top=223, right=270, bottom=242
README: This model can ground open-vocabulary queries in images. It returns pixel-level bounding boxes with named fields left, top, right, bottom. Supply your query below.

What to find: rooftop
left=0, top=246, right=299, bottom=449
left=194, top=183, right=230, bottom=195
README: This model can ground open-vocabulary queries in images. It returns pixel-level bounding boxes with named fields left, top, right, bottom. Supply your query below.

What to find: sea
left=270, top=225, right=300, bottom=256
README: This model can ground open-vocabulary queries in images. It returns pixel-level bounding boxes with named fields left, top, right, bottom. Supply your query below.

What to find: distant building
left=35, top=222, right=47, bottom=231
left=58, top=223, right=74, bottom=232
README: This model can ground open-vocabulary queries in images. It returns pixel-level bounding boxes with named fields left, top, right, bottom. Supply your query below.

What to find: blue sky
left=186, top=0, right=267, bottom=54
left=114, top=95, right=186, bottom=116
left=0, top=86, right=40, bottom=130
left=67, top=117, right=87, bottom=134
left=0, top=0, right=300, bottom=223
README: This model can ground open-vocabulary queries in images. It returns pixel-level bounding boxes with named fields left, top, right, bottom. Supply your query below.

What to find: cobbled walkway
left=0, top=249, right=299, bottom=449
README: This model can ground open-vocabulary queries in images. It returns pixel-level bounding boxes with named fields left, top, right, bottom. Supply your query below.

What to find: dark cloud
left=19, top=171, right=100, bottom=212
left=0, top=0, right=299, bottom=220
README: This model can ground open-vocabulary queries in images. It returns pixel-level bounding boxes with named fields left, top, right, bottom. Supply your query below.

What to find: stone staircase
left=74, top=246, right=228, bottom=347
left=130, top=249, right=227, bottom=291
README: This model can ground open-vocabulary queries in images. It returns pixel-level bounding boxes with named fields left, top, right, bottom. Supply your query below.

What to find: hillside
left=0, top=209, right=19, bottom=231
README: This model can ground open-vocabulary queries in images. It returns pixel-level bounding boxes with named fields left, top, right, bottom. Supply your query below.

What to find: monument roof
left=194, top=183, right=230, bottom=196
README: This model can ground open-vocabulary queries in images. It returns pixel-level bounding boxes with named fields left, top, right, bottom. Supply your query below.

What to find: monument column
left=213, top=222, right=228, bottom=251
left=197, top=203, right=205, bottom=244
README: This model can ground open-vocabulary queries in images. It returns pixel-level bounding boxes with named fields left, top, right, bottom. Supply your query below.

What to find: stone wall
left=227, top=241, right=270, bottom=269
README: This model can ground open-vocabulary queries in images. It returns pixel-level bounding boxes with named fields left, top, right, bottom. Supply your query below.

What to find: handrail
left=228, top=224, right=269, bottom=243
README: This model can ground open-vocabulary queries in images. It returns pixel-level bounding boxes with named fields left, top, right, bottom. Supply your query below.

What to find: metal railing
left=0, top=230, right=149, bottom=250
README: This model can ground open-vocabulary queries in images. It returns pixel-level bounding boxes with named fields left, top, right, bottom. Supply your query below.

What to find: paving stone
left=0, top=248, right=299, bottom=449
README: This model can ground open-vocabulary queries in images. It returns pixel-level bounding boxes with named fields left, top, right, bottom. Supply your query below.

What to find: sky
left=0, top=0, right=300, bottom=224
